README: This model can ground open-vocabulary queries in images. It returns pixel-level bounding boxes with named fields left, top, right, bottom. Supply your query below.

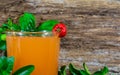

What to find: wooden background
left=0, top=0, right=120, bottom=74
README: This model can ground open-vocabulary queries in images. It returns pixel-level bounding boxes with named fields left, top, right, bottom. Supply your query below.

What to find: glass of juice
left=6, top=31, right=60, bottom=75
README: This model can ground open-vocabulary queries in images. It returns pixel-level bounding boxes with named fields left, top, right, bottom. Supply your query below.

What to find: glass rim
left=6, top=31, right=59, bottom=37
left=6, top=31, right=53, bottom=34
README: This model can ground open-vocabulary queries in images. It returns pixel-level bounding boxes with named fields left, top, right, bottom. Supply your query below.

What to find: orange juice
left=6, top=32, right=60, bottom=75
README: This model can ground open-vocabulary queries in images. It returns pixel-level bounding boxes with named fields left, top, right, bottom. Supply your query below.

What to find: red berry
left=53, top=23, right=67, bottom=37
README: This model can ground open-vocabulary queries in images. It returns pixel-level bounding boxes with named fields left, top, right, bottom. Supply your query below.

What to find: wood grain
left=0, top=0, right=120, bottom=74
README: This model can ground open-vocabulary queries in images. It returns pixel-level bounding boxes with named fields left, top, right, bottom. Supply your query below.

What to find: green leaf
left=2, top=24, right=9, bottom=28
left=93, top=66, right=109, bottom=75
left=0, top=56, right=8, bottom=70
left=0, top=27, right=4, bottom=33
left=0, top=41, right=6, bottom=51
left=1, top=18, right=20, bottom=31
left=7, top=18, right=20, bottom=31
left=1, top=24, right=9, bottom=31
left=69, top=63, right=81, bottom=75
left=79, top=70, right=90, bottom=75
left=2, top=71, right=9, bottom=75
left=0, top=70, right=3, bottom=75
left=101, top=66, right=109, bottom=75
left=58, top=71, right=62, bottom=75
left=13, top=65, right=35, bottom=75
left=83, top=62, right=91, bottom=75
left=0, top=34, right=6, bottom=51
left=19, top=12, right=36, bottom=32
left=59, top=65, right=66, bottom=75
left=93, top=71, right=104, bottom=75
left=37, top=20, right=59, bottom=31
left=1, top=34, right=6, bottom=41
left=69, top=63, right=90, bottom=75
left=6, top=56, right=14, bottom=73
left=7, top=18, right=13, bottom=27
left=0, top=34, right=1, bottom=42
left=10, top=24, right=20, bottom=31
left=6, top=18, right=15, bottom=30
left=0, top=56, right=15, bottom=75
left=0, top=56, right=5, bottom=69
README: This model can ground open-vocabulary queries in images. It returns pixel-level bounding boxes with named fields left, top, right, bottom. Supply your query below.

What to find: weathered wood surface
left=0, top=0, right=120, bottom=74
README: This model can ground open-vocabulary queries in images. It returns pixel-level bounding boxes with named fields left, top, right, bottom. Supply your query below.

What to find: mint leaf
left=10, top=24, right=20, bottom=31
left=93, top=71, right=104, bottom=75
left=101, top=66, right=109, bottom=75
left=93, top=66, right=109, bottom=75
left=1, top=18, right=20, bottom=31
left=58, top=65, right=66, bottom=75
left=0, top=27, right=4, bottom=33
left=37, top=20, right=59, bottom=31
left=0, top=41, right=6, bottom=51
left=6, top=56, right=14, bottom=73
left=1, top=34, right=6, bottom=41
left=0, top=56, right=8, bottom=70
left=1, top=24, right=9, bottom=31
left=69, top=63, right=80, bottom=75
left=2, top=71, right=9, bottom=75
left=19, top=12, right=36, bottom=32
left=69, top=63, right=91, bottom=75
left=0, top=56, right=14, bottom=75
left=83, top=63, right=91, bottom=75
left=79, top=70, right=89, bottom=75
left=0, top=56, right=34, bottom=75
left=7, top=18, right=13, bottom=27
left=0, top=57, right=5, bottom=69
left=13, top=65, right=35, bottom=75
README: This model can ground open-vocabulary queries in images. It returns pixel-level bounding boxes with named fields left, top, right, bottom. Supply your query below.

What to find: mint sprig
left=0, top=56, right=35, bottom=75
left=2, top=18, right=20, bottom=31
left=0, top=18, right=20, bottom=51
left=0, top=56, right=14, bottom=75
left=0, top=12, right=60, bottom=51
left=0, top=12, right=36, bottom=51
left=59, top=63, right=109, bottom=75
left=19, top=12, right=36, bottom=32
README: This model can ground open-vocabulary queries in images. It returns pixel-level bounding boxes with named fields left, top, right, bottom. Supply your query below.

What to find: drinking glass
left=6, top=31, right=60, bottom=75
